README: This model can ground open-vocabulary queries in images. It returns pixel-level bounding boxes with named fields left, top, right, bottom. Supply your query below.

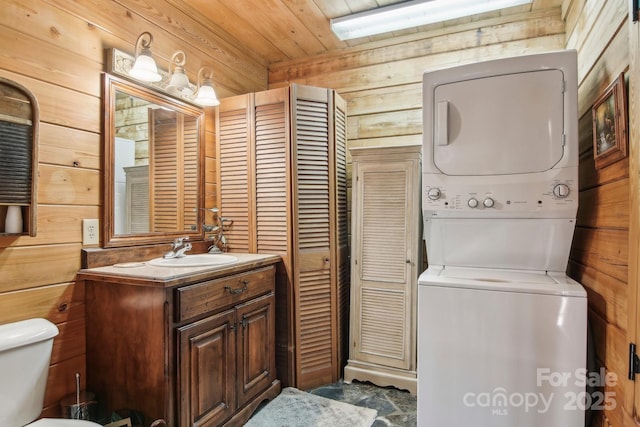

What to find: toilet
left=0, top=318, right=101, bottom=427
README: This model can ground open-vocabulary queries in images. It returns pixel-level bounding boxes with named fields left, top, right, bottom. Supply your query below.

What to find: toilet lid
left=28, top=419, right=102, bottom=427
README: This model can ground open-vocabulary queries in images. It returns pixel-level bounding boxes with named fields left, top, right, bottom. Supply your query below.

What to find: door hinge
left=242, top=317, right=248, bottom=329
left=629, top=342, right=640, bottom=380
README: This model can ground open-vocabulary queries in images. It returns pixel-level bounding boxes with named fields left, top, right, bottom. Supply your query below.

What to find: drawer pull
left=225, top=280, right=248, bottom=295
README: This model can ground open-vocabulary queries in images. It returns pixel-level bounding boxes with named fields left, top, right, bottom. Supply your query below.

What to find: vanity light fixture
left=166, top=50, right=194, bottom=95
left=330, top=0, right=533, bottom=40
left=193, top=66, right=220, bottom=107
left=129, top=31, right=162, bottom=82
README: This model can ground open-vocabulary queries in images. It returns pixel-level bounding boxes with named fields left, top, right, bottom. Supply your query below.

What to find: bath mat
left=245, top=387, right=378, bottom=427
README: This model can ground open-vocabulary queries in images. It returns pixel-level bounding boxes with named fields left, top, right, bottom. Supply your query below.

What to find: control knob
left=427, top=188, right=441, bottom=200
left=467, top=198, right=479, bottom=208
left=483, top=197, right=495, bottom=208
left=553, top=183, right=570, bottom=198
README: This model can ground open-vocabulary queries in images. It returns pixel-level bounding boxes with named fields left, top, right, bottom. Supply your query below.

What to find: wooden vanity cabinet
left=81, top=257, right=280, bottom=427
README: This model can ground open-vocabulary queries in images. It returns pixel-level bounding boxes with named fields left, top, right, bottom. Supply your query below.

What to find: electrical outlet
left=82, top=219, right=99, bottom=245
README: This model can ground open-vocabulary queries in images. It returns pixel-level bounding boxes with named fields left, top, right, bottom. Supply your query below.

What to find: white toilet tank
left=0, top=318, right=59, bottom=427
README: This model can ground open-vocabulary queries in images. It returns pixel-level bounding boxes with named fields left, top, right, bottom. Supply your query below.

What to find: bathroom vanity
left=77, top=253, right=281, bottom=427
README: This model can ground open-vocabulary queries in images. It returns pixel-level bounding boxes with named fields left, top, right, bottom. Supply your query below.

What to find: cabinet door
left=351, top=160, right=418, bottom=370
left=177, top=309, right=236, bottom=427
left=236, top=292, right=276, bottom=408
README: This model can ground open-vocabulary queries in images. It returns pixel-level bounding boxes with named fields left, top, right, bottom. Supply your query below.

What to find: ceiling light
left=129, top=32, right=162, bottom=82
left=331, top=0, right=533, bottom=40
left=193, top=67, right=220, bottom=107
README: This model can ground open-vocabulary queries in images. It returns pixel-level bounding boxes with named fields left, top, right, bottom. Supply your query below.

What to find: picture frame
left=592, top=73, right=627, bottom=170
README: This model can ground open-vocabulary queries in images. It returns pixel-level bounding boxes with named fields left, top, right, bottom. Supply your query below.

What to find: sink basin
left=148, top=254, right=238, bottom=268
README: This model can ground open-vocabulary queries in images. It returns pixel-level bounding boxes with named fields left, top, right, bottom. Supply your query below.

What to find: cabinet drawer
left=176, top=266, right=275, bottom=322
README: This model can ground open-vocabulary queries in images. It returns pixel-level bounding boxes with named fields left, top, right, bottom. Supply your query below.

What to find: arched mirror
left=103, top=73, right=205, bottom=247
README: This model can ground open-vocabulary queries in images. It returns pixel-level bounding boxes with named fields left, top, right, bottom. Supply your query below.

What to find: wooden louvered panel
left=124, top=165, right=149, bottom=233
left=218, top=105, right=250, bottom=252
left=150, top=110, right=180, bottom=232
left=298, top=270, right=333, bottom=376
left=183, top=116, right=199, bottom=231
left=359, top=288, right=407, bottom=361
left=292, top=87, right=337, bottom=389
left=255, top=101, right=289, bottom=255
left=361, top=171, right=408, bottom=283
left=333, top=95, right=350, bottom=368
left=296, top=99, right=330, bottom=252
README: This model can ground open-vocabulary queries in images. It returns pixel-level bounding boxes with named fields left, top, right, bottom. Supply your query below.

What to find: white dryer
left=418, top=50, right=587, bottom=426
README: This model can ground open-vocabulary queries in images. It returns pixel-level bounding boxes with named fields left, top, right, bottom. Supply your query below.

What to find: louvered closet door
left=291, top=85, right=337, bottom=388
left=217, top=95, right=253, bottom=252
left=332, top=93, right=350, bottom=370
left=352, top=161, right=415, bottom=370
left=254, top=89, right=291, bottom=257
left=254, top=89, right=297, bottom=385
left=149, top=109, right=180, bottom=231
left=182, top=115, right=199, bottom=231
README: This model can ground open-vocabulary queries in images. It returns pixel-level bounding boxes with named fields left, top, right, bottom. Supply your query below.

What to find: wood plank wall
left=0, top=0, right=267, bottom=417
left=268, top=6, right=566, bottom=243
left=563, top=0, right=631, bottom=426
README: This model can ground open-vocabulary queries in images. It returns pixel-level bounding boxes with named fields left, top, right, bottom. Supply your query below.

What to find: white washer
left=418, top=267, right=586, bottom=426
left=418, top=50, right=587, bottom=426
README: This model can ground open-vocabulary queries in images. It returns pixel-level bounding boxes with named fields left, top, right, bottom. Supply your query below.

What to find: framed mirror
left=102, top=73, right=205, bottom=247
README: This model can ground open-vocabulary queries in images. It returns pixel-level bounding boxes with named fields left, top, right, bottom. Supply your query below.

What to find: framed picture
left=592, top=73, right=627, bottom=170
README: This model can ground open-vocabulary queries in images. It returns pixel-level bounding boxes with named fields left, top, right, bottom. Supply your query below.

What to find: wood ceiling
left=171, top=0, right=563, bottom=66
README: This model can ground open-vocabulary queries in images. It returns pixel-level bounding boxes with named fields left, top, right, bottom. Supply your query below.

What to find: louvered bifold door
left=216, top=94, right=254, bottom=252
left=332, top=92, right=350, bottom=370
left=253, top=88, right=296, bottom=386
left=149, top=108, right=180, bottom=231
left=291, top=85, right=338, bottom=389
left=182, top=115, right=199, bottom=231
left=352, top=162, right=414, bottom=370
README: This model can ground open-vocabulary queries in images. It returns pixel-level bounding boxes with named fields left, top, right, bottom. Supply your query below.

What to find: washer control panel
left=423, top=179, right=577, bottom=216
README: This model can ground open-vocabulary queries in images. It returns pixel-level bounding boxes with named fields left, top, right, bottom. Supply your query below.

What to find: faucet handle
left=172, top=236, right=189, bottom=248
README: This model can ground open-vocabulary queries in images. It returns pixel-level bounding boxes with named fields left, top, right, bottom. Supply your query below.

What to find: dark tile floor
left=308, top=380, right=417, bottom=427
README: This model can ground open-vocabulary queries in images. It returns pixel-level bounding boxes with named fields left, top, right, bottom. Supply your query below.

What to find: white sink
left=147, top=254, right=238, bottom=267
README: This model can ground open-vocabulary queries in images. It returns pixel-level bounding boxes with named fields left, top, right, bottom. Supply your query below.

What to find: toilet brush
left=76, top=373, right=80, bottom=419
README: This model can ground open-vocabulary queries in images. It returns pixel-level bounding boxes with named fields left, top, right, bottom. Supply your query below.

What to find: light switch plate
left=82, top=219, right=99, bottom=245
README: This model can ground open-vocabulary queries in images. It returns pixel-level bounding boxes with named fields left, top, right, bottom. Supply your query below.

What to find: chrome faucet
left=205, top=209, right=233, bottom=253
left=163, top=236, right=192, bottom=258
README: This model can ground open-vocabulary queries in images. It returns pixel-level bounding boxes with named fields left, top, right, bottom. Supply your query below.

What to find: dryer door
left=432, top=69, right=565, bottom=176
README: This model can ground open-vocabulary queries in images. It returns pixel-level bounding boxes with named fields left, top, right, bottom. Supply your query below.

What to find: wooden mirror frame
left=102, top=73, right=205, bottom=248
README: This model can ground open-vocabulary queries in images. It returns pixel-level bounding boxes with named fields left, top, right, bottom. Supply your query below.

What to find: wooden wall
left=268, top=6, right=566, bottom=241
left=0, top=0, right=267, bottom=416
left=564, top=0, right=631, bottom=425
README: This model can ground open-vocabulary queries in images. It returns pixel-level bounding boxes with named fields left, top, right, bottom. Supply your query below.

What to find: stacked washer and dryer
left=418, top=50, right=588, bottom=426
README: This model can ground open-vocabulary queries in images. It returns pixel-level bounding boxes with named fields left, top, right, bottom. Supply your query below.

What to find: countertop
left=77, top=252, right=282, bottom=288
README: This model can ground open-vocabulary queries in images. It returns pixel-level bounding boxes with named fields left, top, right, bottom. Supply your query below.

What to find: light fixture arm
left=135, top=31, right=154, bottom=56
left=170, top=50, right=187, bottom=73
